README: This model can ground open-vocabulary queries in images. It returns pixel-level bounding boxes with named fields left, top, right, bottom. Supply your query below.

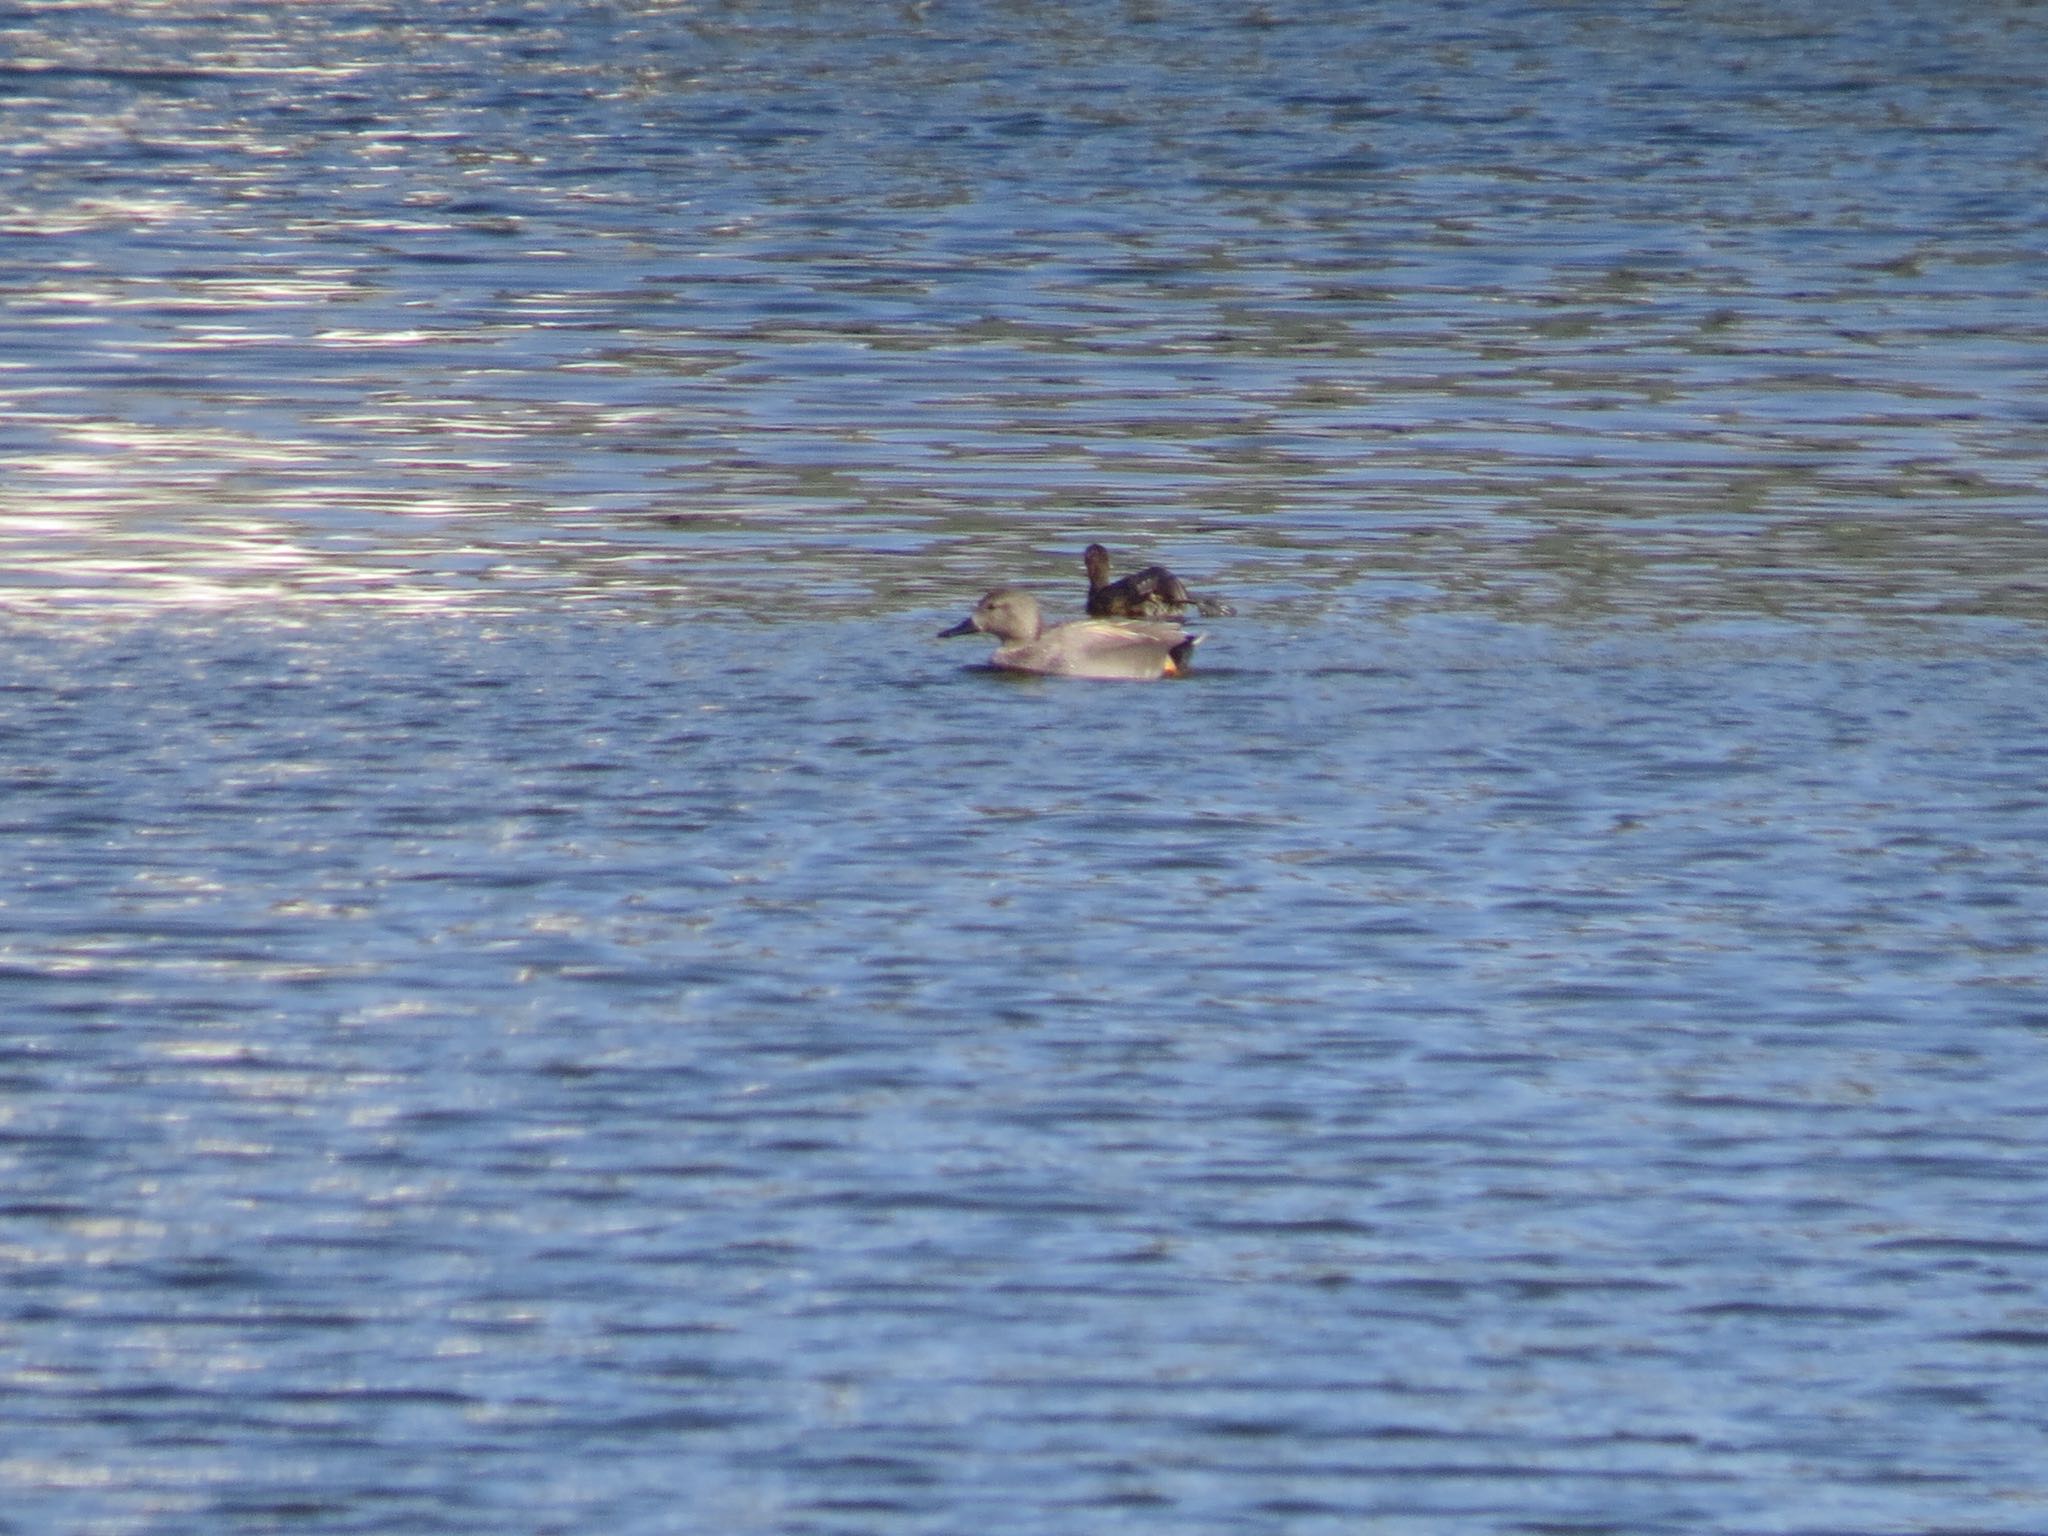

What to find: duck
left=1083, top=542, right=1235, bottom=619
left=939, top=588, right=1200, bottom=679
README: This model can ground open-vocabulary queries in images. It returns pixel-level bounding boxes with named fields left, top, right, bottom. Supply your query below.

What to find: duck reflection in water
left=939, top=588, right=1200, bottom=680
left=1083, top=542, right=1235, bottom=619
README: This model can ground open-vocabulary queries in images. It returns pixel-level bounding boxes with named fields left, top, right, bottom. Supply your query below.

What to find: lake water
left=5, top=3, right=2048, bottom=1533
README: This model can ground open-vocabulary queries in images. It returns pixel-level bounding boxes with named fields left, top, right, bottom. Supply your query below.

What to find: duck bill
left=937, top=617, right=978, bottom=638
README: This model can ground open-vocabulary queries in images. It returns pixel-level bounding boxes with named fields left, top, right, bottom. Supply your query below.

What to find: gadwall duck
left=1083, top=542, right=1235, bottom=619
left=939, top=588, right=1200, bottom=680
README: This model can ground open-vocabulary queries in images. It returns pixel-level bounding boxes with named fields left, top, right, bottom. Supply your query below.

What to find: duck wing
left=1089, top=565, right=1192, bottom=618
left=1008, top=618, right=1198, bottom=679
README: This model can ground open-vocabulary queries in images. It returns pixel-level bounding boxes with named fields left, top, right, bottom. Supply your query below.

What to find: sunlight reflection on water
left=2, top=2, right=2044, bottom=624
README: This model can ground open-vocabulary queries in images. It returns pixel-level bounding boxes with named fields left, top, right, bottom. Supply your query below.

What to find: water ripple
left=7, top=4, right=2048, bottom=1533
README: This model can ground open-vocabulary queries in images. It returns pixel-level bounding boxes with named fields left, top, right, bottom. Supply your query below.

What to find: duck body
left=1083, top=542, right=1235, bottom=619
left=940, top=588, right=1199, bottom=680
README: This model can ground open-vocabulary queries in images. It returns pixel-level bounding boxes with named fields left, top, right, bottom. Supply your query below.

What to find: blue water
left=4, top=4, right=2048, bottom=1533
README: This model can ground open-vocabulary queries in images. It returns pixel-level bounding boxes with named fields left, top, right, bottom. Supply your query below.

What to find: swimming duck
left=939, top=588, right=1199, bottom=679
left=1083, top=542, right=1235, bottom=619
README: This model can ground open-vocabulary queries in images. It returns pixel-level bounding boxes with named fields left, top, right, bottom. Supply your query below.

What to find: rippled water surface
left=6, top=3, right=2048, bottom=1533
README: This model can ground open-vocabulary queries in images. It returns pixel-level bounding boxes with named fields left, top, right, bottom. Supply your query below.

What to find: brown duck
left=1083, top=543, right=1235, bottom=619
left=940, top=589, right=1200, bottom=679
